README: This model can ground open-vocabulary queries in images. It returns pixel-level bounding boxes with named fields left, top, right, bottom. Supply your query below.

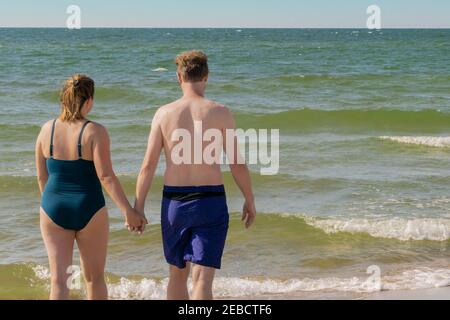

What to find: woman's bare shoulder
left=88, top=121, right=106, bottom=130
left=37, top=119, right=55, bottom=139
left=85, top=121, right=109, bottom=140
left=41, top=119, right=55, bottom=130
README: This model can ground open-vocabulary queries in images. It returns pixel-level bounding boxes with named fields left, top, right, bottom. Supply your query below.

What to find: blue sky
left=1, top=0, right=449, bottom=28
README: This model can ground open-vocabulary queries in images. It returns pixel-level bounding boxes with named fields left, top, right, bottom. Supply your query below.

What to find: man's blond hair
left=175, top=50, right=209, bottom=82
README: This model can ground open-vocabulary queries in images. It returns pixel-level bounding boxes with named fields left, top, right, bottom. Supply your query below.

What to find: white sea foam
left=105, top=269, right=450, bottom=299
left=32, top=264, right=51, bottom=280
left=381, top=268, right=450, bottom=290
left=303, top=216, right=450, bottom=241
left=106, top=276, right=381, bottom=299
left=30, top=264, right=450, bottom=299
left=152, top=67, right=168, bottom=72
left=108, top=277, right=168, bottom=300
left=379, top=136, right=450, bottom=148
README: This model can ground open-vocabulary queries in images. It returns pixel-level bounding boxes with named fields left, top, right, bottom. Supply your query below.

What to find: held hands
left=125, top=207, right=148, bottom=235
left=242, top=199, right=256, bottom=229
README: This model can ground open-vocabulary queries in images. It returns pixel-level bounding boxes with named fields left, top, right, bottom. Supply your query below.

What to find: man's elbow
left=140, top=160, right=158, bottom=175
left=230, top=163, right=248, bottom=173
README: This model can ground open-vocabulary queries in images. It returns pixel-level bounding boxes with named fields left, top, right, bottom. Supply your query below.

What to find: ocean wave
left=235, top=108, right=450, bottom=133
left=0, top=172, right=310, bottom=195
left=0, top=172, right=448, bottom=243
left=257, top=73, right=449, bottom=85
left=379, top=136, right=450, bottom=148
left=0, top=172, right=448, bottom=242
left=22, top=264, right=450, bottom=299
left=37, top=87, right=150, bottom=104
left=302, top=215, right=450, bottom=241
left=106, top=275, right=382, bottom=299
left=3, top=109, right=450, bottom=135
left=0, top=123, right=41, bottom=139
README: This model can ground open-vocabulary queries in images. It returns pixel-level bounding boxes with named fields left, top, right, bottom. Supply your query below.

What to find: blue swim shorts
left=161, top=185, right=229, bottom=269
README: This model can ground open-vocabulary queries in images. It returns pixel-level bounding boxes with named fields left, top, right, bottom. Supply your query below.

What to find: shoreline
left=222, top=287, right=450, bottom=300
left=364, top=287, right=450, bottom=300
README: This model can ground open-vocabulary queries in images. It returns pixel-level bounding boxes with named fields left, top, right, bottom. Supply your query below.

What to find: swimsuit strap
left=77, top=121, right=91, bottom=159
left=49, top=119, right=57, bottom=158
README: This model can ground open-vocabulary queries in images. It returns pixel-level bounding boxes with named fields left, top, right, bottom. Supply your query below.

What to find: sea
left=0, top=28, right=449, bottom=299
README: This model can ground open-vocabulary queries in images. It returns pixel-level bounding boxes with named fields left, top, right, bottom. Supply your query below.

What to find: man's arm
left=222, top=107, right=256, bottom=229
left=134, top=109, right=164, bottom=215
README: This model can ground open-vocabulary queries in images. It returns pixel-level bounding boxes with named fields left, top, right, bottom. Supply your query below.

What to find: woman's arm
left=92, top=123, right=147, bottom=231
left=35, top=126, right=48, bottom=194
left=134, top=110, right=163, bottom=215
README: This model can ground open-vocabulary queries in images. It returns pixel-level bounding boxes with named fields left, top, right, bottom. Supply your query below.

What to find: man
left=134, top=50, right=256, bottom=300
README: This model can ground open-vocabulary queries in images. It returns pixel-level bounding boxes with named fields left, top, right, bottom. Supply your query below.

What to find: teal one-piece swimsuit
left=41, top=119, right=105, bottom=231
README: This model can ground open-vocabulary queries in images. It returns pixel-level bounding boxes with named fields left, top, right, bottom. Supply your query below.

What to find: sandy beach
left=365, top=287, right=450, bottom=300
left=224, top=287, right=450, bottom=300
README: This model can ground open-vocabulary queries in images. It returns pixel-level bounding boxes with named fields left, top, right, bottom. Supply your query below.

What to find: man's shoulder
left=206, top=99, right=231, bottom=115
left=154, top=100, right=179, bottom=117
left=205, top=100, right=234, bottom=128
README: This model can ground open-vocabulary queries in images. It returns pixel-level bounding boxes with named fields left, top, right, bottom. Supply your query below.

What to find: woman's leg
left=40, top=209, right=76, bottom=300
left=76, top=207, right=109, bottom=300
left=167, top=263, right=191, bottom=300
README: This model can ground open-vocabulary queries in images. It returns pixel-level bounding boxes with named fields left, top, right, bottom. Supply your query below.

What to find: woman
left=35, top=74, right=147, bottom=300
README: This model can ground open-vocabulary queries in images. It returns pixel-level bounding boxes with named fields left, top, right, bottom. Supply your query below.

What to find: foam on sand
left=30, top=264, right=450, bottom=299
left=105, top=268, right=450, bottom=299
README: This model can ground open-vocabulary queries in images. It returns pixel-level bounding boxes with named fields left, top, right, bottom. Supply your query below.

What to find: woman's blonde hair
left=59, top=74, right=95, bottom=121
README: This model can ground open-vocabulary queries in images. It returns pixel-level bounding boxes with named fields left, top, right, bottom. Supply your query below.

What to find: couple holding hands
left=35, top=51, right=256, bottom=300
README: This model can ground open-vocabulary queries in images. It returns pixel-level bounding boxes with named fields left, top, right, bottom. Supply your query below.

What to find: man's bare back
left=154, top=95, right=232, bottom=186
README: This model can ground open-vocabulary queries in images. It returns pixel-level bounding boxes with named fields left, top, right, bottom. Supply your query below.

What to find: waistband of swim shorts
left=163, top=185, right=226, bottom=201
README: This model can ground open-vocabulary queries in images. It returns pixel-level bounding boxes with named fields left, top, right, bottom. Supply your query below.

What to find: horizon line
left=1, top=26, right=450, bottom=30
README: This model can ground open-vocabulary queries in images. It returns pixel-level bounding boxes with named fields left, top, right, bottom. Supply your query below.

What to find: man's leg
left=167, top=262, right=191, bottom=300
left=191, top=264, right=216, bottom=300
